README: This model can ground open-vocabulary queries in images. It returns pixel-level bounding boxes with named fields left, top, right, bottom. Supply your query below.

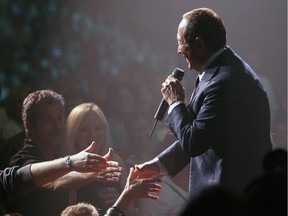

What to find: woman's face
left=74, top=114, right=105, bottom=153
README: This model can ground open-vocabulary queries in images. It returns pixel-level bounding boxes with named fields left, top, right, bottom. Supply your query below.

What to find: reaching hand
left=134, top=160, right=161, bottom=180
left=124, top=167, right=162, bottom=200
left=94, top=161, right=123, bottom=183
left=70, top=141, right=109, bottom=173
left=111, top=167, right=162, bottom=214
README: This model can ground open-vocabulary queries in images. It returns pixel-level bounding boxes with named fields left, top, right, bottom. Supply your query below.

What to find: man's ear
left=194, top=37, right=206, bottom=50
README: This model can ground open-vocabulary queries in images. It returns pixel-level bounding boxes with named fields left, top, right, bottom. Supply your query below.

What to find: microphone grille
left=172, top=68, right=185, bottom=81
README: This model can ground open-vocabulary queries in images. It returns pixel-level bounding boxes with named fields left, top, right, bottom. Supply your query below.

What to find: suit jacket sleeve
left=157, top=140, right=190, bottom=177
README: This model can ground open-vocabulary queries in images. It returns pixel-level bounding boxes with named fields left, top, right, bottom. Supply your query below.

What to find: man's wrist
left=105, top=206, right=126, bottom=216
left=65, top=156, right=73, bottom=171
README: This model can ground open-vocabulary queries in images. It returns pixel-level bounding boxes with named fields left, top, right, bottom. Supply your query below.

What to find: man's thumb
left=103, top=148, right=113, bottom=160
left=83, top=141, right=96, bottom=153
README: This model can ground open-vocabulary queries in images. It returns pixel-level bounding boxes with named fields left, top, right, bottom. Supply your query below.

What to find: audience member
left=0, top=86, right=89, bottom=169
left=61, top=167, right=162, bottom=216
left=6, top=90, right=121, bottom=216
left=65, top=102, right=128, bottom=215
left=61, top=202, right=99, bottom=216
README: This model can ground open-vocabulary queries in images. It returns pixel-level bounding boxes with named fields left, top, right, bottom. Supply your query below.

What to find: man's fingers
left=107, top=161, right=120, bottom=167
left=147, top=194, right=160, bottom=200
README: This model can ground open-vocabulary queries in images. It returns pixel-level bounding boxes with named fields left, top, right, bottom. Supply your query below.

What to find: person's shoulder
left=9, top=141, right=44, bottom=166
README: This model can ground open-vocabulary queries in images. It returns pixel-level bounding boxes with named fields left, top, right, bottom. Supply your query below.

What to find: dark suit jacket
left=158, top=46, right=272, bottom=198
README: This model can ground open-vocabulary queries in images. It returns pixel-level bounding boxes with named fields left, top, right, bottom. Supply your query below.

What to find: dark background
left=0, top=0, right=287, bottom=149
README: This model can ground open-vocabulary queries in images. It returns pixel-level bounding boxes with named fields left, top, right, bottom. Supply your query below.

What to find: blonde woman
left=65, top=103, right=128, bottom=216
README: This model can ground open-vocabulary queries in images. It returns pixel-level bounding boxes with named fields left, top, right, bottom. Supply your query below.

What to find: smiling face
left=27, top=102, right=65, bottom=150
left=74, top=113, right=105, bottom=153
left=177, top=18, right=214, bottom=73
left=177, top=19, right=201, bottom=72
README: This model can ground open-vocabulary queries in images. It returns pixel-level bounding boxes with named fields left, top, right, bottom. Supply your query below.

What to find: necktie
left=190, top=76, right=200, bottom=102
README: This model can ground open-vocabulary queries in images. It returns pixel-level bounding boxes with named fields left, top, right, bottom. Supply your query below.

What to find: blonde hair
left=65, top=102, right=112, bottom=155
left=65, top=102, right=127, bottom=187
left=61, top=202, right=99, bottom=216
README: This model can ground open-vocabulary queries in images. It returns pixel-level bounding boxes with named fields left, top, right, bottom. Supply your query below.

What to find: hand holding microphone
left=161, top=75, right=185, bottom=106
left=149, top=68, right=184, bottom=138
left=154, top=68, right=185, bottom=121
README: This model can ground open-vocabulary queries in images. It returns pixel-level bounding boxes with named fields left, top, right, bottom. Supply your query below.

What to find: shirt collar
left=201, top=45, right=228, bottom=72
left=198, top=71, right=205, bottom=82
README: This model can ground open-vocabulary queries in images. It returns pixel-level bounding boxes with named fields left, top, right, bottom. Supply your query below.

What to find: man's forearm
left=30, top=157, right=70, bottom=187
left=46, top=172, right=96, bottom=190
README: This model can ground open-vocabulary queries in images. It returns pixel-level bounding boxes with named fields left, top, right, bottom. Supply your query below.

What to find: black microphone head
left=172, top=68, right=185, bottom=81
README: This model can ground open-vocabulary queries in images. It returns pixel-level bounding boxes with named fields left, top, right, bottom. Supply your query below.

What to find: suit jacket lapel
left=189, top=66, right=220, bottom=104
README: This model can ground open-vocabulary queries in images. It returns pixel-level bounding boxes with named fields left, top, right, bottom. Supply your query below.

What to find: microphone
left=149, top=68, right=185, bottom=139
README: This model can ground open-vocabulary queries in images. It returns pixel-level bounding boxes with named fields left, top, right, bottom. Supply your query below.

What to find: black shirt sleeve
left=0, top=164, right=36, bottom=204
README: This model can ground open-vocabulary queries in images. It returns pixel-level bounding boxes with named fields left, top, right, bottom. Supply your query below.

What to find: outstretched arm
left=105, top=167, right=162, bottom=216
left=36, top=142, right=122, bottom=190
left=0, top=142, right=118, bottom=203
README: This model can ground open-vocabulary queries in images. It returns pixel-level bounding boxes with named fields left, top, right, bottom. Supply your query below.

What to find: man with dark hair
left=6, top=90, right=121, bottom=216
left=136, top=7, right=272, bottom=199
left=9, top=90, right=65, bottom=166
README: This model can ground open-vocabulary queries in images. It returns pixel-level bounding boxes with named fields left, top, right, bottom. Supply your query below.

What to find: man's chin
left=188, top=63, right=193, bottom=70
left=186, top=59, right=195, bottom=70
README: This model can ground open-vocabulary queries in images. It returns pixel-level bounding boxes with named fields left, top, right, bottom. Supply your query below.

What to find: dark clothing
left=8, top=140, right=121, bottom=216
left=105, top=206, right=126, bottom=216
left=9, top=139, right=46, bottom=167
left=7, top=139, right=69, bottom=216
left=0, top=131, right=25, bottom=169
left=158, top=46, right=272, bottom=198
left=0, top=165, right=35, bottom=204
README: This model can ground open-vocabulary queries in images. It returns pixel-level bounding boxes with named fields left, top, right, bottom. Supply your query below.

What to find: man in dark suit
left=136, top=7, right=272, bottom=198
